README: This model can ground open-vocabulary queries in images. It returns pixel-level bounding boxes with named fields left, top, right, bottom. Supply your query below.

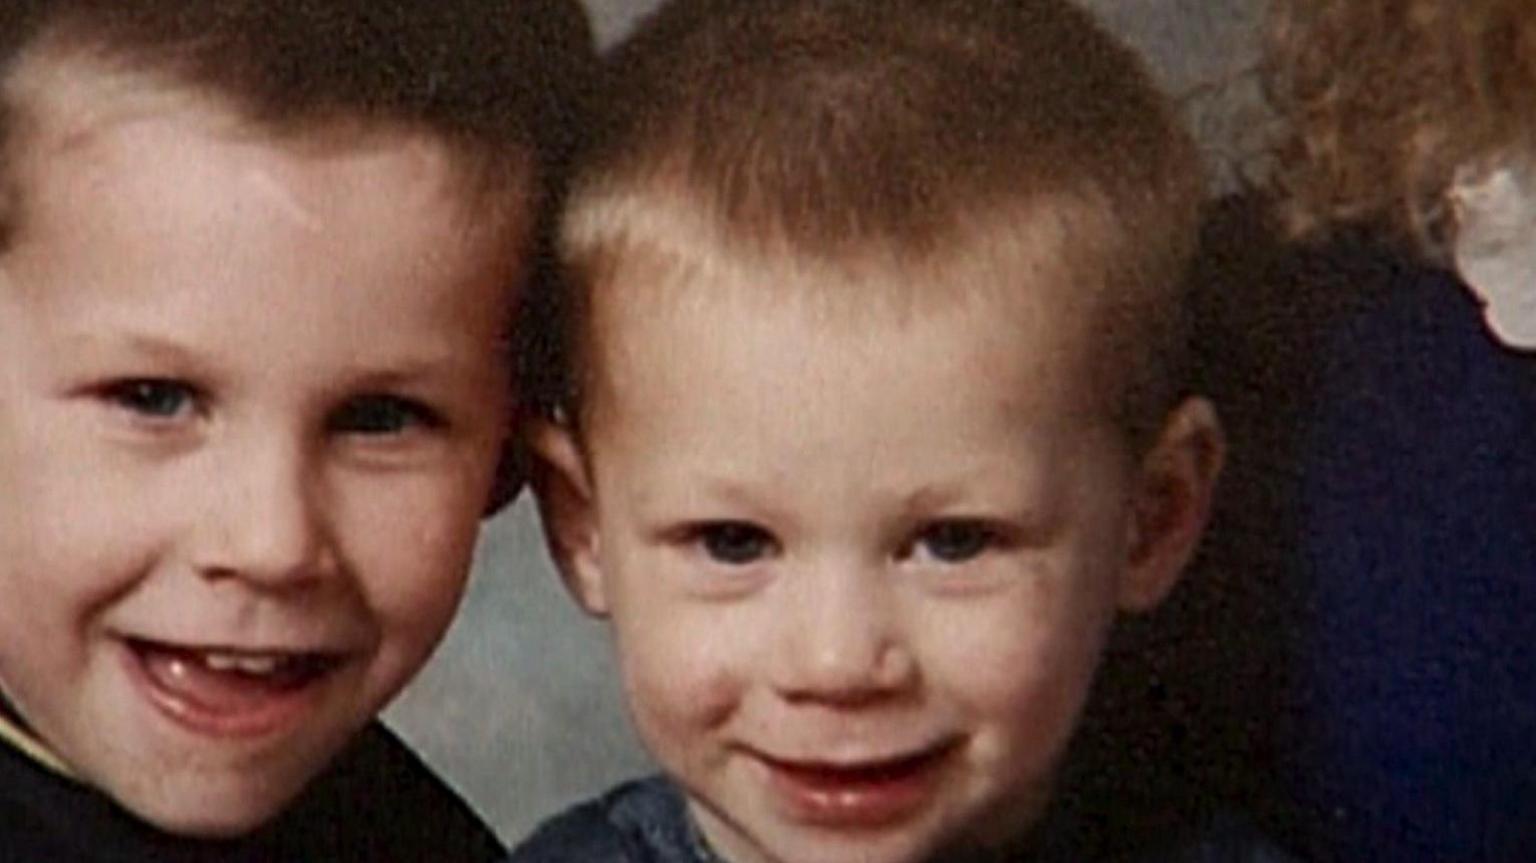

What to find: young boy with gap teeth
left=516, top=0, right=1292, bottom=860
left=0, top=0, right=592, bottom=858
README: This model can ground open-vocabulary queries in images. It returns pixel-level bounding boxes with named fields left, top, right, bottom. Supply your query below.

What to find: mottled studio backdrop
left=385, top=0, right=1268, bottom=844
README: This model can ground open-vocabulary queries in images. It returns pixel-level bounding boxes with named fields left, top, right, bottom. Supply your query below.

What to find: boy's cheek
left=336, top=472, right=489, bottom=667
left=613, top=604, right=747, bottom=739
left=0, top=463, right=150, bottom=622
left=934, top=572, right=1116, bottom=736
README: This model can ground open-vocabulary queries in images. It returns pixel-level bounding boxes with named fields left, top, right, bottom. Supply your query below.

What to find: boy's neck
left=0, top=685, right=75, bottom=777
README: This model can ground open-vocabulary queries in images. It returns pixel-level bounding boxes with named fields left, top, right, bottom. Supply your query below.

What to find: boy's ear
left=1117, top=396, right=1226, bottom=613
left=483, top=439, right=526, bottom=516
left=484, top=399, right=532, bottom=516
left=526, top=417, right=610, bottom=617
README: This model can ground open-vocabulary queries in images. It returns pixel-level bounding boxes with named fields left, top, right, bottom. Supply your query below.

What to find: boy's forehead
left=0, top=95, right=524, bottom=344
left=577, top=199, right=1113, bottom=419
left=581, top=189, right=1109, bottom=338
left=578, top=252, right=1119, bottom=490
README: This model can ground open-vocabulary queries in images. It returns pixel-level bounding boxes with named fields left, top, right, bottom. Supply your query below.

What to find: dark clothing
left=0, top=720, right=504, bottom=862
left=507, top=775, right=1293, bottom=863
left=1179, top=204, right=1536, bottom=862
left=1275, top=252, right=1535, bottom=861
left=1269, top=249, right=1536, bottom=861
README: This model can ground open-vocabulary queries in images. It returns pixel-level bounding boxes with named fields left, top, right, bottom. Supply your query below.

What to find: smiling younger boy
left=516, top=1, right=1286, bottom=862
left=0, top=1, right=591, bottom=859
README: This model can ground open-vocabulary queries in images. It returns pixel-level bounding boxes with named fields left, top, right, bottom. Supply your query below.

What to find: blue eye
left=694, top=521, right=776, bottom=565
left=102, top=379, right=198, bottom=420
left=911, top=519, right=998, bottom=564
left=328, top=395, right=442, bottom=435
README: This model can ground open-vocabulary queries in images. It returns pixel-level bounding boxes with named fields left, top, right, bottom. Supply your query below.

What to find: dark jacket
left=1179, top=203, right=1536, bottom=862
left=0, top=720, right=504, bottom=862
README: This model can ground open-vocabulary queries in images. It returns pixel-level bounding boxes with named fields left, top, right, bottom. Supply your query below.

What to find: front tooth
left=202, top=651, right=281, bottom=675
left=237, top=655, right=281, bottom=675
left=202, top=652, right=242, bottom=672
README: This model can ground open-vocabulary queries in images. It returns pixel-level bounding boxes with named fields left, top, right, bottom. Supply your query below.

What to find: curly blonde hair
left=1263, top=0, right=1536, bottom=252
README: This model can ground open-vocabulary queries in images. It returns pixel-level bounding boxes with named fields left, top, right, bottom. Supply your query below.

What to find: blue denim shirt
left=507, top=776, right=1295, bottom=863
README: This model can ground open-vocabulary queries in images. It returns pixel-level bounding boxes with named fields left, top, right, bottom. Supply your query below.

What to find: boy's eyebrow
left=60, top=330, right=205, bottom=367
left=58, top=330, right=489, bottom=383
left=669, top=463, right=1054, bottom=510
left=899, top=483, right=981, bottom=514
left=635, top=471, right=794, bottom=520
left=897, top=467, right=1049, bottom=511
left=672, top=474, right=779, bottom=508
left=339, top=357, right=504, bottom=390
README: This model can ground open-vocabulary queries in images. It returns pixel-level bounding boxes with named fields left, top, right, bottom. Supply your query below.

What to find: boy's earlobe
left=526, top=418, right=610, bottom=616
left=1117, top=396, right=1226, bottom=613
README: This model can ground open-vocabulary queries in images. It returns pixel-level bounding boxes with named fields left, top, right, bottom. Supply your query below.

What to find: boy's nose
left=768, top=562, right=917, bottom=706
left=190, top=434, right=338, bottom=589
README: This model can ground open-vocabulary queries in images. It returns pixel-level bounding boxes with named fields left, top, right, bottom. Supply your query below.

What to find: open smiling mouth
left=759, top=742, right=960, bottom=828
left=124, top=638, right=343, bottom=738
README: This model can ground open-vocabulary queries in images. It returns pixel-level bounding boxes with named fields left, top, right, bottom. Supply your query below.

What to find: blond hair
left=542, top=0, right=1203, bottom=445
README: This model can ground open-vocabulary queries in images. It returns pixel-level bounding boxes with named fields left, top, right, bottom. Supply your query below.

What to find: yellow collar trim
left=0, top=707, right=76, bottom=778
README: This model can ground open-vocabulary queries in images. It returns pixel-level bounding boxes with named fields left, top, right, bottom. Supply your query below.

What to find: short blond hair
left=537, top=0, right=1203, bottom=446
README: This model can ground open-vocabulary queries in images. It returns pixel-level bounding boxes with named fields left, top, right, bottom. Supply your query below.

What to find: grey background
left=384, top=0, right=1268, bottom=845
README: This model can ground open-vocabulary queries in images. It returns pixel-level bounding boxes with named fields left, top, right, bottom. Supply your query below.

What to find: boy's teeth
left=200, top=651, right=284, bottom=675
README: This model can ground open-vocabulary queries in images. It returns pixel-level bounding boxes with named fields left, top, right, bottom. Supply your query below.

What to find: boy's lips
left=755, top=739, right=961, bottom=828
left=122, top=637, right=344, bottom=739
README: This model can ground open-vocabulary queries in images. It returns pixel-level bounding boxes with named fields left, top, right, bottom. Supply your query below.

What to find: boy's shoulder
left=509, top=775, right=710, bottom=863
left=0, top=719, right=502, bottom=862
left=259, top=720, right=505, bottom=860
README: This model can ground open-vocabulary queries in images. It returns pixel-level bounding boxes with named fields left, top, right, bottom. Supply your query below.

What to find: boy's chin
left=101, top=761, right=322, bottom=839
